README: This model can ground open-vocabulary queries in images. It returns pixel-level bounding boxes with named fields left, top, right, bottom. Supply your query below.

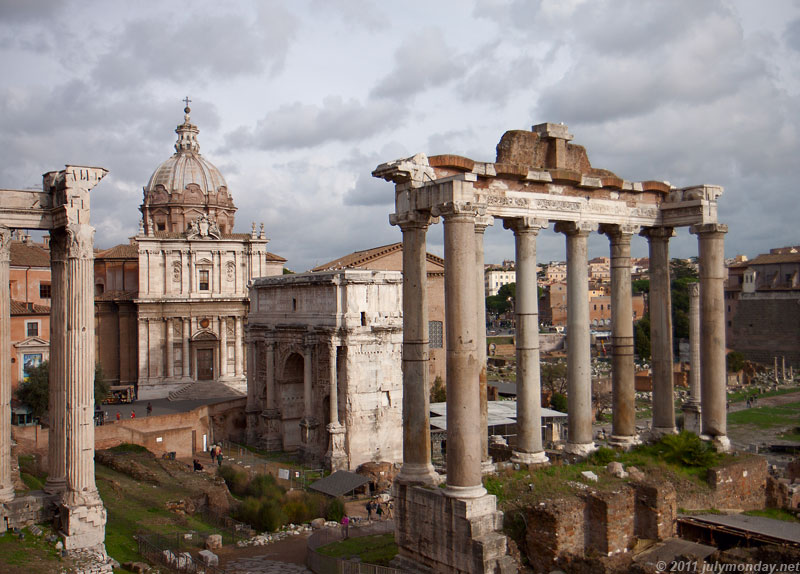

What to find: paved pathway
left=224, top=557, right=312, bottom=573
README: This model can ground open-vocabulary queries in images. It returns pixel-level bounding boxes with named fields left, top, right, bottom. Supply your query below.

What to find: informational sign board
left=278, top=468, right=290, bottom=480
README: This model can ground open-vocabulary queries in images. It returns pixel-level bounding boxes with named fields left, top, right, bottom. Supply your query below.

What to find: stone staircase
left=168, top=381, right=246, bottom=401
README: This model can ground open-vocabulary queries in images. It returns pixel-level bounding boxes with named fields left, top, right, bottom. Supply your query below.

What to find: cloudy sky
left=1, top=0, right=798, bottom=271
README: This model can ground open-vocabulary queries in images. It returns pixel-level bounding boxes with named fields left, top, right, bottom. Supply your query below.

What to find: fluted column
left=602, top=224, right=638, bottom=447
left=182, top=318, right=191, bottom=378
left=245, top=333, right=257, bottom=412
left=234, top=316, right=244, bottom=377
left=219, top=317, right=228, bottom=377
left=0, top=227, right=14, bottom=501
left=138, top=318, right=149, bottom=383
left=390, top=211, right=439, bottom=485
left=166, top=318, right=174, bottom=379
left=44, top=229, right=67, bottom=496
left=642, top=227, right=676, bottom=437
left=438, top=201, right=485, bottom=498
left=505, top=217, right=549, bottom=464
left=556, top=221, right=596, bottom=456
left=475, top=215, right=494, bottom=472
left=691, top=223, right=730, bottom=451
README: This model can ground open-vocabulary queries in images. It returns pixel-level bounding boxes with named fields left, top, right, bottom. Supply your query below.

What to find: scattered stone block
left=198, top=549, right=219, bottom=566
left=311, top=517, right=326, bottom=529
left=607, top=461, right=628, bottom=478
left=581, top=470, right=599, bottom=482
left=205, top=533, right=222, bottom=549
left=628, top=466, right=645, bottom=481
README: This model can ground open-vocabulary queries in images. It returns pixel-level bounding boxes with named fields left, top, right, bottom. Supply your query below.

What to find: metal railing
left=306, top=521, right=402, bottom=574
left=137, top=531, right=227, bottom=574
left=217, top=438, right=325, bottom=489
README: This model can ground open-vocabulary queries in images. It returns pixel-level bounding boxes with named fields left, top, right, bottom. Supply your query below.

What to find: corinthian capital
left=0, top=226, right=11, bottom=263
left=65, top=223, right=95, bottom=259
left=554, top=220, right=597, bottom=236
left=640, top=226, right=675, bottom=241
left=689, top=223, right=728, bottom=236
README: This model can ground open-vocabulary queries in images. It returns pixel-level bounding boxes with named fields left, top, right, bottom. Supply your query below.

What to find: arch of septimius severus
left=0, top=166, right=107, bottom=551
left=373, top=123, right=727, bottom=574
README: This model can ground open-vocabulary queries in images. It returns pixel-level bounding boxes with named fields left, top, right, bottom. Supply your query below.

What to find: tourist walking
left=146, top=402, right=153, bottom=416
left=130, top=409, right=136, bottom=418
left=366, top=500, right=373, bottom=521
left=216, top=448, right=223, bottom=467
left=341, top=515, right=350, bottom=539
left=376, top=503, right=383, bottom=521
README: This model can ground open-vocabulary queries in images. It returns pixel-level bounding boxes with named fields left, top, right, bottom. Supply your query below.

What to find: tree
left=634, top=315, right=651, bottom=361
left=15, top=361, right=110, bottom=421
left=15, top=361, right=49, bottom=419
left=549, top=392, right=567, bottom=413
left=726, top=351, right=746, bottom=373
left=541, top=361, right=568, bottom=396
left=632, top=279, right=649, bottom=294
left=430, top=376, right=446, bottom=403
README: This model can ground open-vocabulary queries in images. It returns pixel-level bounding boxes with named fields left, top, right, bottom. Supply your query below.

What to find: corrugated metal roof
left=429, top=400, right=567, bottom=430
left=684, top=513, right=800, bottom=545
left=309, top=470, right=370, bottom=497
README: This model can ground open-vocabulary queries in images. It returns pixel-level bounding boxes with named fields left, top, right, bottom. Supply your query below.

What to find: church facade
left=95, top=104, right=285, bottom=399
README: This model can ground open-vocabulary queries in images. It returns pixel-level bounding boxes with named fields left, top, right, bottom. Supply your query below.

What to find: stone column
left=0, top=227, right=14, bottom=502
left=438, top=201, right=485, bottom=498
left=300, top=336, right=318, bottom=447
left=642, top=227, right=676, bottom=437
left=556, top=221, right=596, bottom=456
left=325, top=340, right=347, bottom=471
left=602, top=224, right=638, bottom=447
left=505, top=217, right=548, bottom=464
left=44, top=229, right=67, bottom=496
left=165, top=318, right=174, bottom=379
left=61, top=220, right=106, bottom=549
left=390, top=211, right=439, bottom=485
left=245, top=334, right=257, bottom=412
left=475, top=215, right=494, bottom=472
left=235, top=316, right=244, bottom=377
left=683, top=282, right=702, bottom=434
left=138, top=318, right=149, bottom=384
left=219, top=317, right=228, bottom=377
left=182, top=318, right=191, bottom=378
left=265, top=340, right=276, bottom=411
left=691, top=223, right=730, bottom=451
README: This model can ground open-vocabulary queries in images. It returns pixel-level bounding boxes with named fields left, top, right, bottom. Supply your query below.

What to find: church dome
left=141, top=102, right=236, bottom=235
left=144, top=109, right=227, bottom=196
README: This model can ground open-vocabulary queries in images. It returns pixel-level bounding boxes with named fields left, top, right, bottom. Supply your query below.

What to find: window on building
left=199, top=270, right=210, bottom=291
left=157, top=222, right=166, bottom=231
left=429, top=321, right=443, bottom=349
left=26, top=321, right=38, bottom=337
left=39, top=282, right=51, bottom=299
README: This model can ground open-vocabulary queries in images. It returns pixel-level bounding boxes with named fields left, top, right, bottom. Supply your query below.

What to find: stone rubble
left=236, top=522, right=313, bottom=547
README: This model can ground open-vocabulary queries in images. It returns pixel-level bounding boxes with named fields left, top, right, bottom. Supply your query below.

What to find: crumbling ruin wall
left=634, top=481, right=677, bottom=540
left=706, top=456, right=768, bottom=510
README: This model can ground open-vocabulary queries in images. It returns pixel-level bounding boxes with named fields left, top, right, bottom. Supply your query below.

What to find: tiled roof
left=311, top=242, right=445, bottom=272
left=10, top=241, right=50, bottom=268
left=10, top=300, right=50, bottom=315
left=266, top=251, right=287, bottom=262
left=95, top=290, right=138, bottom=301
left=747, top=252, right=800, bottom=265
left=96, top=243, right=139, bottom=259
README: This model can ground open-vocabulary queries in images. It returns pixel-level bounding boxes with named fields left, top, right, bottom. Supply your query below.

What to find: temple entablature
left=373, top=124, right=723, bottom=231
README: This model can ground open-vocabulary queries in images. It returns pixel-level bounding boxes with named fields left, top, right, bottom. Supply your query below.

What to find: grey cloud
left=308, top=0, right=386, bottom=30
left=91, top=5, right=296, bottom=89
left=343, top=173, right=392, bottom=207
left=371, top=27, right=467, bottom=101
left=456, top=51, right=539, bottom=105
left=785, top=17, right=800, bottom=52
left=223, top=96, right=407, bottom=151
left=0, top=0, right=65, bottom=23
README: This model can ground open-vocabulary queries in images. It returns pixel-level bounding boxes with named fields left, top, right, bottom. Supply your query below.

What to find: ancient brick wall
left=634, top=481, right=677, bottom=540
left=706, top=456, right=768, bottom=510
left=729, top=296, right=800, bottom=367
left=525, top=496, right=585, bottom=570
left=586, top=488, right=636, bottom=556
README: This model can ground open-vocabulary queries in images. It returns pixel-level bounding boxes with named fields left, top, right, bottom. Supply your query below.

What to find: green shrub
left=234, top=497, right=287, bottom=532
left=549, top=392, right=567, bottom=413
left=484, top=475, right=504, bottom=500
left=246, top=473, right=284, bottom=500
left=655, top=431, right=720, bottom=468
left=218, top=466, right=250, bottom=496
left=325, top=497, right=345, bottom=522
left=588, top=447, right=616, bottom=466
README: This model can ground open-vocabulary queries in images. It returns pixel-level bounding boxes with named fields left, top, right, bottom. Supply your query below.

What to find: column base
left=396, top=463, right=441, bottom=486
left=443, top=483, right=487, bottom=499
left=44, top=477, right=67, bottom=496
left=608, top=435, right=640, bottom=449
left=682, top=403, right=702, bottom=435
left=60, top=495, right=107, bottom=551
left=650, top=426, right=678, bottom=440
left=481, top=459, right=497, bottom=474
left=564, top=442, right=597, bottom=456
left=700, top=434, right=731, bottom=453
left=511, top=450, right=549, bottom=466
